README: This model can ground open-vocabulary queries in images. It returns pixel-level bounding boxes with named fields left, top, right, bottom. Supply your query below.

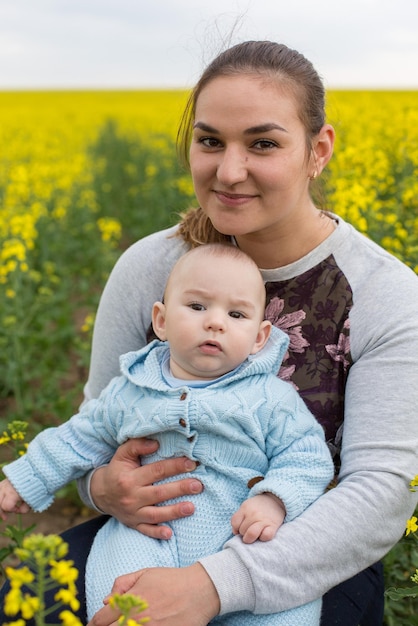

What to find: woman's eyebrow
left=193, top=122, right=219, bottom=133
left=193, top=121, right=288, bottom=134
left=244, top=123, right=288, bottom=134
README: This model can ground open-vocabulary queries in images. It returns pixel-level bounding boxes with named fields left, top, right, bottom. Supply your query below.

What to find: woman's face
left=189, top=74, right=314, bottom=240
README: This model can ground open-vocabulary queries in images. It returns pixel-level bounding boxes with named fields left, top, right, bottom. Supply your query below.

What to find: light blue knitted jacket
left=5, top=326, right=333, bottom=520
left=5, top=326, right=333, bottom=624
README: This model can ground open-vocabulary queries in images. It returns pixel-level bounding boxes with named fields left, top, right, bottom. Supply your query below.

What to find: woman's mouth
left=214, top=190, right=256, bottom=207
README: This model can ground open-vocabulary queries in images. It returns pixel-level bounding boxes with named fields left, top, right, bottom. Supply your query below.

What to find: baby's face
left=158, top=252, right=270, bottom=380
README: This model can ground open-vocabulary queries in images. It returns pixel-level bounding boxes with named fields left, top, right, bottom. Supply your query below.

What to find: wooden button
left=179, top=418, right=187, bottom=427
left=180, top=392, right=187, bottom=401
left=247, top=476, right=264, bottom=489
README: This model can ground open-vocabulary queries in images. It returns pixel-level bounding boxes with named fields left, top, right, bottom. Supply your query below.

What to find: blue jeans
left=0, top=516, right=384, bottom=626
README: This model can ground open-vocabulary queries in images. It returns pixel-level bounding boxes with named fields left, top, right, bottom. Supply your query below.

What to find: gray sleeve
left=83, top=226, right=188, bottom=401
left=200, top=264, right=418, bottom=614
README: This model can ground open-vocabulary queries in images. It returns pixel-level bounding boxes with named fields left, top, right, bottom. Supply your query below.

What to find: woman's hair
left=176, top=40, right=326, bottom=248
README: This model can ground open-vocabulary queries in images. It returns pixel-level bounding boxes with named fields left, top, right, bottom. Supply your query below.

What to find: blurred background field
left=0, top=89, right=417, bottom=623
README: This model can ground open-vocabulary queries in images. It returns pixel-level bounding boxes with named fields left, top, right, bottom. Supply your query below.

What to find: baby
left=0, top=243, right=333, bottom=625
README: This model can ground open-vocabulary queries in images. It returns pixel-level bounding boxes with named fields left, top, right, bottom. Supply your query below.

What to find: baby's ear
left=151, top=301, right=167, bottom=341
left=250, top=320, right=272, bottom=354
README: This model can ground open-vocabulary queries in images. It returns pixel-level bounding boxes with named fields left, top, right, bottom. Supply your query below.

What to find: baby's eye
left=188, top=302, right=205, bottom=311
left=229, top=311, right=246, bottom=319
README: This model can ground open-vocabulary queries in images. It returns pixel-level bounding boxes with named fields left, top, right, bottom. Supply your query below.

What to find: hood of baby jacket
left=118, top=325, right=289, bottom=391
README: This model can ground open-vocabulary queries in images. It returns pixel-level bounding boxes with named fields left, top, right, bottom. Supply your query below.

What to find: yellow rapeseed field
left=0, top=90, right=188, bottom=276
left=0, top=89, right=416, bottom=284
left=326, top=91, right=418, bottom=270
left=0, top=89, right=417, bottom=424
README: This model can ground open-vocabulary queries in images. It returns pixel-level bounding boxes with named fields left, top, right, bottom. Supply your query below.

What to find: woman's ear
left=250, top=320, right=272, bottom=355
left=152, top=301, right=167, bottom=341
left=311, top=123, right=335, bottom=176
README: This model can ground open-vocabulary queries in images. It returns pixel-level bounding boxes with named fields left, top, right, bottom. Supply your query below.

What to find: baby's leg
left=85, top=517, right=180, bottom=620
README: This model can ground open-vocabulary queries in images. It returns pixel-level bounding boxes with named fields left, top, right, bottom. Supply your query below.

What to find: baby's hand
left=0, top=478, right=30, bottom=521
left=231, top=493, right=286, bottom=544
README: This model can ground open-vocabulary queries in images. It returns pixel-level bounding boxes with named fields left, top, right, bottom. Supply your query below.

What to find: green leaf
left=385, top=586, right=418, bottom=601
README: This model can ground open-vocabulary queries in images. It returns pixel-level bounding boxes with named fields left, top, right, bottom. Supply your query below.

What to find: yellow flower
left=109, top=593, right=149, bottom=625
left=97, top=217, right=122, bottom=244
left=5, top=566, right=35, bottom=588
left=59, top=610, right=84, bottom=626
left=405, top=516, right=418, bottom=536
left=4, top=588, right=23, bottom=616
left=15, top=533, right=68, bottom=564
left=54, top=588, right=80, bottom=612
left=410, top=475, right=418, bottom=492
left=119, top=616, right=150, bottom=625
left=145, top=164, right=157, bottom=177
left=20, top=595, right=41, bottom=620
left=4, top=583, right=40, bottom=620
left=11, top=432, right=25, bottom=441
left=50, top=559, right=79, bottom=584
left=81, top=313, right=95, bottom=333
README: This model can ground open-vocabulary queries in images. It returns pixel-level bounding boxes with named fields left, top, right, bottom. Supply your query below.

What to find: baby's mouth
left=199, top=340, right=222, bottom=354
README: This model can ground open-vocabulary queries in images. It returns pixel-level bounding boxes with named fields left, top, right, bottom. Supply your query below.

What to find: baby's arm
left=231, top=493, right=286, bottom=544
left=0, top=478, right=30, bottom=521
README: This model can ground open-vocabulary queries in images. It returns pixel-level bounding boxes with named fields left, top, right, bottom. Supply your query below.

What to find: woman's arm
left=200, top=264, right=418, bottom=615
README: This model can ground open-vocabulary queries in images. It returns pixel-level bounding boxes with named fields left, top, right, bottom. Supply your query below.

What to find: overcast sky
left=1, top=0, right=417, bottom=90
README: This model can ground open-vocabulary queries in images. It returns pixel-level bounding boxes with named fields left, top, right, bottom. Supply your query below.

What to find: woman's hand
left=87, top=564, right=220, bottom=626
left=90, top=438, right=203, bottom=539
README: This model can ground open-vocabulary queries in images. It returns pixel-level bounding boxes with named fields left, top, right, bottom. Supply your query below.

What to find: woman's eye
left=229, top=311, right=245, bottom=319
left=252, top=139, right=278, bottom=151
left=199, top=136, right=222, bottom=148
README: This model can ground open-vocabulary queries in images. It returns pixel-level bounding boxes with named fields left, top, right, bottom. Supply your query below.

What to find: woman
left=3, top=40, right=418, bottom=626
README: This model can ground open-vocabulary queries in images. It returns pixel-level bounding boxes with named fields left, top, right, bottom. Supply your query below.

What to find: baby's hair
left=165, top=242, right=267, bottom=312
left=148, top=243, right=267, bottom=343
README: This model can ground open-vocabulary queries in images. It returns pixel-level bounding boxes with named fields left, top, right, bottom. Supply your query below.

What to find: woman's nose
left=216, top=147, right=248, bottom=185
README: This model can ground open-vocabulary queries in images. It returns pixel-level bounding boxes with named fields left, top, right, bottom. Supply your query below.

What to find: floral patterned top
left=264, top=256, right=352, bottom=469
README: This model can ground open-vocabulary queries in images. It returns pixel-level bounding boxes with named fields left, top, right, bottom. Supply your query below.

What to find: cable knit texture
left=5, top=326, right=333, bottom=624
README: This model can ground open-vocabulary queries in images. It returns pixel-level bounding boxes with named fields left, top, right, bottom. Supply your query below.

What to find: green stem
left=34, top=561, right=47, bottom=626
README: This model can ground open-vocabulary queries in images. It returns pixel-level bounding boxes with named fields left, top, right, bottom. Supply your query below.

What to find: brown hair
left=165, top=242, right=267, bottom=311
left=176, top=40, right=327, bottom=248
